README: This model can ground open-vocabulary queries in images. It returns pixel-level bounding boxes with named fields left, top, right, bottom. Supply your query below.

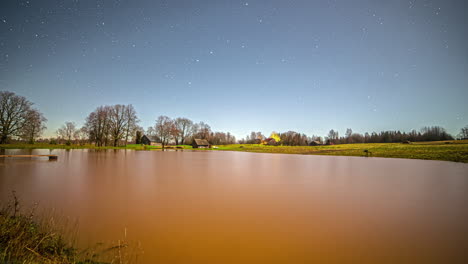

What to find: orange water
left=1, top=149, right=467, bottom=263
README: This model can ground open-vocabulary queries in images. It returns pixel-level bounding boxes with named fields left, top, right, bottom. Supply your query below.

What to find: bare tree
left=459, top=125, right=468, bottom=140
left=209, top=131, right=237, bottom=145
left=146, top=126, right=155, bottom=137
left=345, top=128, right=353, bottom=143
left=420, top=126, right=453, bottom=141
left=246, top=131, right=264, bottom=144
left=247, top=132, right=257, bottom=144
left=109, top=104, right=127, bottom=146
left=124, top=104, right=139, bottom=145
left=74, top=127, right=87, bottom=145
left=21, top=109, right=47, bottom=144
left=154, top=115, right=174, bottom=148
left=279, top=131, right=308, bottom=146
left=193, top=122, right=211, bottom=140
left=174, top=117, right=194, bottom=145
left=57, top=122, right=77, bottom=144
left=327, top=129, right=339, bottom=144
left=170, top=125, right=180, bottom=145
left=0, top=91, right=34, bottom=144
left=226, top=132, right=236, bottom=144
left=84, top=106, right=111, bottom=146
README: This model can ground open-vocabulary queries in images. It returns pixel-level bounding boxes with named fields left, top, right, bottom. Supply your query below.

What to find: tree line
left=324, top=127, right=455, bottom=145
left=0, top=91, right=47, bottom=144
left=1, top=91, right=467, bottom=146
left=143, top=117, right=236, bottom=147
left=239, top=126, right=458, bottom=146
left=55, top=110, right=236, bottom=147
left=0, top=91, right=236, bottom=146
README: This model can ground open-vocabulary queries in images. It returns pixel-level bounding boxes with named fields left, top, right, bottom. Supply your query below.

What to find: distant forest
left=1, top=91, right=467, bottom=147
left=241, top=126, right=457, bottom=146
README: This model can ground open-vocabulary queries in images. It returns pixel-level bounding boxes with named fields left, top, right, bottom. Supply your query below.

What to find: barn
left=309, top=141, right=321, bottom=146
left=262, top=138, right=277, bottom=145
left=192, top=139, right=210, bottom=148
left=141, top=135, right=162, bottom=146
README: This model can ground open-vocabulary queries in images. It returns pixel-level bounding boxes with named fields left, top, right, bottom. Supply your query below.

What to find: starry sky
left=1, top=0, right=467, bottom=139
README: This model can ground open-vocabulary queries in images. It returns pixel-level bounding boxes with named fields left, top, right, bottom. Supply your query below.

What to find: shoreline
left=1, top=140, right=467, bottom=163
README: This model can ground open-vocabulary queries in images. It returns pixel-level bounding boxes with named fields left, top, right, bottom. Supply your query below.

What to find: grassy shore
left=215, top=140, right=468, bottom=163
left=1, top=141, right=467, bottom=163
left=0, top=195, right=136, bottom=264
left=0, top=143, right=193, bottom=150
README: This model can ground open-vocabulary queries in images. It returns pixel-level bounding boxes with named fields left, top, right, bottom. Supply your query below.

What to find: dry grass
left=0, top=192, right=141, bottom=264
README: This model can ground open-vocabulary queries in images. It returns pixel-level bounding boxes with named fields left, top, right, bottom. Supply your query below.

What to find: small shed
left=309, top=141, right=321, bottom=146
left=192, top=139, right=210, bottom=148
left=141, top=135, right=162, bottom=146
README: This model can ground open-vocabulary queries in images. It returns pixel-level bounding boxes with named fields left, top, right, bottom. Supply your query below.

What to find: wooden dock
left=0, top=155, right=58, bottom=160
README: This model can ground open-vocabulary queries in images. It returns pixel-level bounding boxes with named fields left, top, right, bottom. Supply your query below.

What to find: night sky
left=1, top=0, right=467, bottom=139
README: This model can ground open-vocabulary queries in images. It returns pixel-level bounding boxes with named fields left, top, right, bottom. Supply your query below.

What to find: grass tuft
left=0, top=192, right=140, bottom=264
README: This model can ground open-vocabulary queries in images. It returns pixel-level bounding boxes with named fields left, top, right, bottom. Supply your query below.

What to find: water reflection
left=1, top=149, right=467, bottom=263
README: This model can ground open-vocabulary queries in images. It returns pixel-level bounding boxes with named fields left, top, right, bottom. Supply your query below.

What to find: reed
left=0, top=192, right=140, bottom=264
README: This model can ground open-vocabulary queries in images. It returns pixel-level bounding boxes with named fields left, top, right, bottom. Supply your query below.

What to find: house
left=262, top=138, right=277, bottom=145
left=141, top=135, right=162, bottom=146
left=309, top=141, right=321, bottom=146
left=192, top=139, right=210, bottom=148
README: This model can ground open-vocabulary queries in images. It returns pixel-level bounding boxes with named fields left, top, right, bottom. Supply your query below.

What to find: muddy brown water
left=1, top=149, right=468, bottom=263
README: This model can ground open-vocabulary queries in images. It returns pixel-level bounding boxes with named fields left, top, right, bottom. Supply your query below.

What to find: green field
left=1, top=141, right=467, bottom=163
left=214, top=140, right=468, bottom=163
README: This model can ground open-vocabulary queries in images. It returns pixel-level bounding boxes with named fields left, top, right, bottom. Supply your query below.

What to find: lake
left=1, top=149, right=467, bottom=263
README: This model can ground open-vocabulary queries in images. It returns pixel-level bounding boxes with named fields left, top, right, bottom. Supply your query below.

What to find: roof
left=193, top=139, right=210, bottom=146
left=143, top=135, right=159, bottom=142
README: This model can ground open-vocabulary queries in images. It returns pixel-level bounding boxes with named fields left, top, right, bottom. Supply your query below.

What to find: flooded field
left=1, top=149, right=467, bottom=263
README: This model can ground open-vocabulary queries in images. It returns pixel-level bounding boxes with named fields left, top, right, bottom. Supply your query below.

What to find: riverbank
left=0, top=195, right=135, bottom=264
left=1, top=140, right=467, bottom=163
left=0, top=143, right=194, bottom=150
left=216, top=140, right=468, bottom=163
